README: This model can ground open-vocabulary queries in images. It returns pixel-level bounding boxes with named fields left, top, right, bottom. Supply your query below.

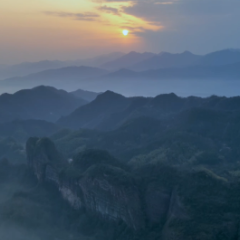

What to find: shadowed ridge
left=0, top=85, right=87, bottom=123
left=57, top=91, right=130, bottom=130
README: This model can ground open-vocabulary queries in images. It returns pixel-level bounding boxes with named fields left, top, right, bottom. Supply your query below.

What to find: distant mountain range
left=101, top=51, right=156, bottom=70
left=0, top=52, right=123, bottom=80
left=102, top=49, right=240, bottom=71
left=1, top=49, right=240, bottom=95
left=130, top=51, right=201, bottom=71
left=0, top=66, right=108, bottom=92
left=104, top=61, right=240, bottom=80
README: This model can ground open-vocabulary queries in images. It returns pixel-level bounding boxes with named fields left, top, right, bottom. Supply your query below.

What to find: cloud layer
left=44, top=11, right=100, bottom=21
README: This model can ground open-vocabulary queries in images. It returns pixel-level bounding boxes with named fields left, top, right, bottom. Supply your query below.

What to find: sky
left=1, top=0, right=240, bottom=64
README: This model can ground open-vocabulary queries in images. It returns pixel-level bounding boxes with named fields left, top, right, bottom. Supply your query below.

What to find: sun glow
left=122, top=29, right=129, bottom=36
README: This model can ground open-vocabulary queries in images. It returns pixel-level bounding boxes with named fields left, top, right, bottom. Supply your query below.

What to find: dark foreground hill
left=58, top=90, right=131, bottom=130
left=0, top=86, right=86, bottom=123
left=2, top=90, right=240, bottom=239
left=58, top=90, right=240, bottom=130
left=14, top=135, right=240, bottom=240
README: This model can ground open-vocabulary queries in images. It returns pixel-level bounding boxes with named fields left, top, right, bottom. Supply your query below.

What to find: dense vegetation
left=1, top=89, right=240, bottom=239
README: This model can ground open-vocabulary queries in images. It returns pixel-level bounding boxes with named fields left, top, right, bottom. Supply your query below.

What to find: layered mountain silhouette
left=130, top=51, right=202, bottom=71
left=103, top=61, right=240, bottom=80
left=0, top=66, right=108, bottom=91
left=105, top=49, right=240, bottom=71
left=1, top=49, right=240, bottom=96
left=58, top=90, right=240, bottom=130
left=0, top=86, right=87, bottom=123
left=199, top=49, right=240, bottom=66
left=0, top=60, right=68, bottom=80
left=2, top=86, right=240, bottom=239
left=101, top=51, right=155, bottom=70
left=58, top=91, right=130, bottom=130
left=0, top=52, right=123, bottom=80
left=3, top=60, right=240, bottom=96
left=70, top=89, right=100, bottom=102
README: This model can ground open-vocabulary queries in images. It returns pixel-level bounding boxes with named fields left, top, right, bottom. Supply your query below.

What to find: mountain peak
left=155, top=92, right=179, bottom=100
left=96, top=90, right=125, bottom=101
left=128, top=51, right=139, bottom=55
left=182, top=50, right=194, bottom=55
left=102, top=51, right=155, bottom=70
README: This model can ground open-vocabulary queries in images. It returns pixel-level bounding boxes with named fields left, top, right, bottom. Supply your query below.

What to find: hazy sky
left=1, top=0, right=240, bottom=64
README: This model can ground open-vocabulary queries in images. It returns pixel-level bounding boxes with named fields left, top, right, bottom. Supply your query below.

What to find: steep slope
left=57, top=91, right=240, bottom=131
left=26, top=138, right=145, bottom=230
left=0, top=159, right=92, bottom=240
left=52, top=95, right=240, bottom=171
left=0, top=86, right=87, bottom=123
left=58, top=91, right=131, bottom=130
left=25, top=137, right=240, bottom=240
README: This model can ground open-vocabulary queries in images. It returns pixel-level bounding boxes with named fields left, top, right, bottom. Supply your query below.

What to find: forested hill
left=58, top=90, right=240, bottom=130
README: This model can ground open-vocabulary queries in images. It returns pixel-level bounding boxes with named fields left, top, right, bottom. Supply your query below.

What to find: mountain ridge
left=57, top=90, right=240, bottom=131
left=0, top=86, right=87, bottom=123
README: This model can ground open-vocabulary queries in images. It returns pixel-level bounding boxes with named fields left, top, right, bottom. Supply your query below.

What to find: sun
left=122, top=29, right=129, bottom=36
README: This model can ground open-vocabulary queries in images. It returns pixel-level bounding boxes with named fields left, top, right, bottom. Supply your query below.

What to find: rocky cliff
left=26, top=137, right=186, bottom=232
left=26, top=137, right=239, bottom=240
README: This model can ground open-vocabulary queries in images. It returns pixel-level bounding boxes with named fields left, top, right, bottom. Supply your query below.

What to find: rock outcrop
left=26, top=137, right=187, bottom=233
left=26, top=138, right=146, bottom=230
